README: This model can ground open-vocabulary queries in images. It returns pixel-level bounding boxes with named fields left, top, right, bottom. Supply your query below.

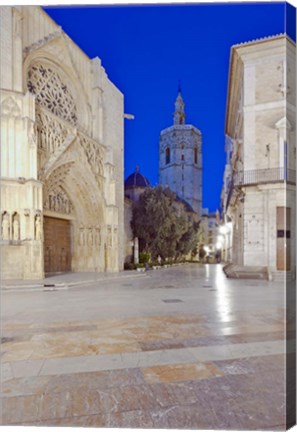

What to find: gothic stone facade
left=222, top=35, right=296, bottom=279
left=159, top=90, right=202, bottom=218
left=0, top=6, right=124, bottom=279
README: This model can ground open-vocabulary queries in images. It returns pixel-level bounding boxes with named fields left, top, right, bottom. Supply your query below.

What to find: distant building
left=124, top=166, right=197, bottom=263
left=124, top=166, right=151, bottom=202
left=1, top=6, right=124, bottom=279
left=124, top=167, right=151, bottom=263
left=221, top=34, right=296, bottom=280
left=159, top=87, right=202, bottom=218
left=197, top=209, right=222, bottom=263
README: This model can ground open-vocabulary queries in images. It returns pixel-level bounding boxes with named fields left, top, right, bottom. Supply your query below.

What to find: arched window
left=27, top=63, right=77, bottom=126
left=166, top=147, right=170, bottom=164
left=194, top=147, right=198, bottom=164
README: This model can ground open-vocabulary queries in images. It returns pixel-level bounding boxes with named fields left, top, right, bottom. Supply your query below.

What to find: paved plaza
left=1, top=264, right=293, bottom=429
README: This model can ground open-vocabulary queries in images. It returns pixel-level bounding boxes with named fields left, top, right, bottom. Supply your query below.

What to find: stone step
left=223, top=263, right=268, bottom=280
left=270, top=271, right=295, bottom=282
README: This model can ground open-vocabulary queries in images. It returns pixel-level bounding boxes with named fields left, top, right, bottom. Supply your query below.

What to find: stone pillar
left=133, top=237, right=139, bottom=264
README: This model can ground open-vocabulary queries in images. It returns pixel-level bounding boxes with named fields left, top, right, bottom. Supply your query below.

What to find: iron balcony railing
left=225, top=167, right=296, bottom=210
left=233, top=167, right=296, bottom=186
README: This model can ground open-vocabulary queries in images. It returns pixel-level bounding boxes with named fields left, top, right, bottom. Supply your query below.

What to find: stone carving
left=44, top=186, right=74, bottom=215
left=1, top=213, right=10, bottom=240
left=107, top=226, right=112, bottom=246
left=36, top=108, right=72, bottom=156
left=28, top=122, right=37, bottom=147
left=79, top=224, right=85, bottom=246
left=12, top=214, right=20, bottom=241
left=95, top=226, right=101, bottom=246
left=23, top=28, right=63, bottom=55
left=88, top=227, right=93, bottom=246
left=27, top=62, right=77, bottom=126
left=113, top=227, right=118, bottom=245
left=1, top=97, right=21, bottom=117
left=78, top=134, right=104, bottom=185
left=24, top=210, right=30, bottom=239
left=35, top=215, right=42, bottom=240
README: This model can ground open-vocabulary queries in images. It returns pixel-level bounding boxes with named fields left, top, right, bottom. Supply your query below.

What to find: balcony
left=225, top=167, right=296, bottom=210
left=233, top=167, right=296, bottom=186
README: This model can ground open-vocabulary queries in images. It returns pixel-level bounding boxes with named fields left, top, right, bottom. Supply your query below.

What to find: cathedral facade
left=1, top=6, right=124, bottom=279
left=159, top=88, right=202, bottom=217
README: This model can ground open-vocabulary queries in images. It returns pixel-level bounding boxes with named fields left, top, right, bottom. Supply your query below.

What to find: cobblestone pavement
left=1, top=264, right=293, bottom=429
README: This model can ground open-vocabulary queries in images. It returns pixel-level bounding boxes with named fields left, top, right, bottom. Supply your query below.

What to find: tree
left=131, top=186, right=198, bottom=260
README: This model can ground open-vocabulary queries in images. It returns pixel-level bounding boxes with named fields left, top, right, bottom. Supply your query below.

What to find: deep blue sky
left=44, top=2, right=293, bottom=212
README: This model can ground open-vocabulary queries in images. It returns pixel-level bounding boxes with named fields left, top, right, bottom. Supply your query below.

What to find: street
left=1, top=264, right=291, bottom=429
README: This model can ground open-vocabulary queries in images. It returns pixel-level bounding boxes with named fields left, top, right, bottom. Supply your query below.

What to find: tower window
left=181, top=154, right=184, bottom=161
left=165, top=147, right=170, bottom=164
left=194, top=147, right=198, bottom=164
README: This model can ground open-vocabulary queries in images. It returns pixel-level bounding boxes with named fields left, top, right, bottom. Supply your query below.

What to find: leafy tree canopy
left=131, top=186, right=198, bottom=260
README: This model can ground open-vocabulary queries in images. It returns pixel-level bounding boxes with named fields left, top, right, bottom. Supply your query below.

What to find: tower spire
left=174, top=84, right=185, bottom=125
left=178, top=80, right=182, bottom=94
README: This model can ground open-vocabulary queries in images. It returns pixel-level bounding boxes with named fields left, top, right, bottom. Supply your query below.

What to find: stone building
left=124, top=167, right=151, bottom=264
left=221, top=34, right=296, bottom=280
left=1, top=6, right=124, bottom=279
left=159, top=87, right=202, bottom=217
left=124, top=166, right=197, bottom=264
left=197, top=209, right=222, bottom=263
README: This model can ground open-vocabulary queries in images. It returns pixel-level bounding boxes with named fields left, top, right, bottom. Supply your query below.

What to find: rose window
left=27, top=63, right=77, bottom=126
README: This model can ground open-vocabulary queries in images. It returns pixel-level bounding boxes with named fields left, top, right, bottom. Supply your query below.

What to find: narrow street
left=1, top=264, right=291, bottom=429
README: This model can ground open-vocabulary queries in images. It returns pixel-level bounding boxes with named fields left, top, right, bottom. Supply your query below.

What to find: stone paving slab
left=1, top=270, right=147, bottom=291
left=1, top=264, right=290, bottom=429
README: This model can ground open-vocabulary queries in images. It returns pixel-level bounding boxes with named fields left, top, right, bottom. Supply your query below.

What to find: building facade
left=159, top=88, right=202, bottom=218
left=221, top=35, right=296, bottom=280
left=124, top=167, right=151, bottom=264
left=1, top=6, right=124, bottom=279
left=197, top=209, right=222, bottom=263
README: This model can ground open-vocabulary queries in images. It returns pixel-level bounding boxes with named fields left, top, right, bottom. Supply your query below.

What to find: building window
left=166, top=147, right=170, bottom=164
left=181, top=154, right=184, bottom=161
left=194, top=147, right=198, bottom=164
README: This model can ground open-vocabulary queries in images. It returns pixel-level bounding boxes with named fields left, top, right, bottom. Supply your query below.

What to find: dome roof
left=125, top=166, right=151, bottom=189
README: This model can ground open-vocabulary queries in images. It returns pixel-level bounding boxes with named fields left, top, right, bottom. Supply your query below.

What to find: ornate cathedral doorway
left=44, top=216, right=71, bottom=273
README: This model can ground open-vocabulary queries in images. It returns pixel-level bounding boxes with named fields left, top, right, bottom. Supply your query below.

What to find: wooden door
left=276, top=207, right=290, bottom=271
left=44, top=216, right=71, bottom=273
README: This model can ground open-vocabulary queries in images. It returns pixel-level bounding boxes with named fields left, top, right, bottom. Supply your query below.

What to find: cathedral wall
left=0, top=7, right=13, bottom=90
left=124, top=198, right=133, bottom=263
left=102, top=74, right=124, bottom=271
left=1, top=6, right=125, bottom=278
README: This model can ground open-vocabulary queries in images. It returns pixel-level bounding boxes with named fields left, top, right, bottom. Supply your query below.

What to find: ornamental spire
left=173, top=83, right=185, bottom=125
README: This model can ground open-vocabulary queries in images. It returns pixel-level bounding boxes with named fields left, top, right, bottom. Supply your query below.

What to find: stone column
left=133, top=237, right=139, bottom=264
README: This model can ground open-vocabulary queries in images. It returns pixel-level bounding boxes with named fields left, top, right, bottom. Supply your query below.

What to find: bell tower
left=159, top=86, right=202, bottom=217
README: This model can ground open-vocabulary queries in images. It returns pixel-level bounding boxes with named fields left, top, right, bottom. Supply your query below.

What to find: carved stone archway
left=27, top=59, right=107, bottom=273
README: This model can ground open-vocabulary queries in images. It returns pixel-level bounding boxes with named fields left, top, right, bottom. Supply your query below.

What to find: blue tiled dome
left=125, top=167, right=151, bottom=189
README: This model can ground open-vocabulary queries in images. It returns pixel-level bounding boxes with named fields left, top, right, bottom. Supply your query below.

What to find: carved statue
left=95, top=226, right=101, bottom=246
left=2, top=213, right=10, bottom=240
left=88, top=227, right=93, bottom=246
left=79, top=225, right=85, bottom=246
left=107, top=227, right=112, bottom=246
left=35, top=215, right=42, bottom=240
left=13, top=218, right=20, bottom=241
